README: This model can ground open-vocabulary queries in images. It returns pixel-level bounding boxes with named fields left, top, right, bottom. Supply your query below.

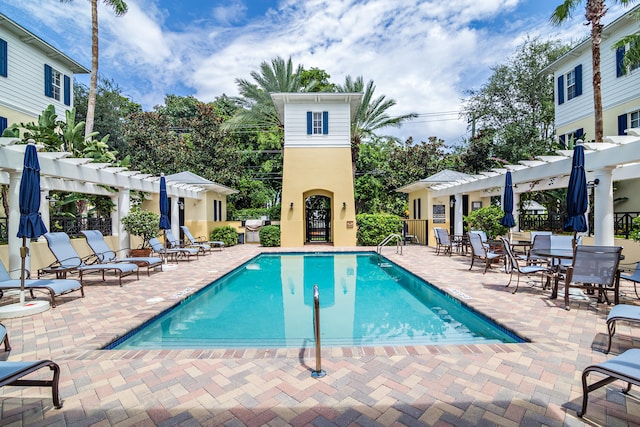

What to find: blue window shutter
left=63, top=75, right=71, bottom=106
left=618, top=114, right=628, bottom=135
left=574, top=64, right=582, bottom=96
left=0, top=116, right=7, bottom=134
left=417, top=198, right=421, bottom=219
left=575, top=128, right=584, bottom=140
left=306, top=111, right=312, bottom=134
left=0, top=39, right=7, bottom=77
left=616, top=46, right=626, bottom=77
left=412, top=199, right=416, bottom=219
left=557, top=75, right=564, bottom=104
left=44, top=64, right=53, bottom=97
left=219, top=201, right=223, bottom=220
left=322, top=111, right=328, bottom=134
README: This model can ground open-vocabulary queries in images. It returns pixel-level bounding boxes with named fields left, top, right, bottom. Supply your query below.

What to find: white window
left=312, top=112, right=323, bottom=135
left=631, top=110, right=640, bottom=129
left=566, top=70, right=576, bottom=100
left=52, top=68, right=61, bottom=101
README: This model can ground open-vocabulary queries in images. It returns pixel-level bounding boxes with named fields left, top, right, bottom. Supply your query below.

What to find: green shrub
left=356, top=213, right=402, bottom=246
left=259, top=225, right=281, bottom=247
left=229, top=208, right=270, bottom=221
left=631, top=216, right=640, bottom=242
left=121, top=208, right=160, bottom=248
left=210, top=225, right=238, bottom=247
left=464, top=205, right=508, bottom=239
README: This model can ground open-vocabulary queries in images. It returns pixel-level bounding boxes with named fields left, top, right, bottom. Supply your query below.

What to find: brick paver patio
left=1, top=244, right=639, bottom=426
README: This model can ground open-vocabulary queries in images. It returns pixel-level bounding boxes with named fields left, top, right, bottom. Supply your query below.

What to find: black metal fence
left=518, top=213, right=567, bottom=233
left=0, top=216, right=110, bottom=243
left=49, top=217, right=112, bottom=238
left=519, top=211, right=639, bottom=238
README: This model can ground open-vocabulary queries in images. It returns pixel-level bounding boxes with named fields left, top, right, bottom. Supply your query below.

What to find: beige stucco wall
left=0, top=234, right=117, bottom=279
left=280, top=146, right=356, bottom=247
left=613, top=177, right=640, bottom=212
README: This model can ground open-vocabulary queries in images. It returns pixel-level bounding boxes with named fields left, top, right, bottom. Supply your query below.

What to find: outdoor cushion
left=0, top=260, right=83, bottom=307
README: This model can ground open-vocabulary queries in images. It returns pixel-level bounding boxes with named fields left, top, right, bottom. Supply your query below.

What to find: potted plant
left=122, top=208, right=160, bottom=256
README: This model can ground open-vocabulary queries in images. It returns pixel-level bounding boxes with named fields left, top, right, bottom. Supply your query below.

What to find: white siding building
left=0, top=12, right=89, bottom=134
left=543, top=5, right=640, bottom=144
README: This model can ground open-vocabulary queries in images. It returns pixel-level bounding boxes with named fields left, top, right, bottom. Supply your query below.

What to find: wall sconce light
left=588, top=178, right=600, bottom=188
left=342, top=202, right=346, bottom=209
left=45, top=195, right=55, bottom=207
left=449, top=198, right=456, bottom=208
left=177, top=200, right=185, bottom=210
left=290, top=202, right=294, bottom=209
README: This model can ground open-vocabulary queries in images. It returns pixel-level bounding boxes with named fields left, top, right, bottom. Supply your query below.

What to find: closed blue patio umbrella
left=17, top=143, right=48, bottom=304
left=159, top=175, right=171, bottom=262
left=500, top=171, right=516, bottom=229
left=563, top=144, right=588, bottom=237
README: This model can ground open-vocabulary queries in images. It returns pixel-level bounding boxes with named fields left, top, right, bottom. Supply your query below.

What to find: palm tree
left=337, top=76, right=417, bottom=171
left=224, top=56, right=315, bottom=133
left=551, top=0, right=638, bottom=142
left=60, top=0, right=128, bottom=138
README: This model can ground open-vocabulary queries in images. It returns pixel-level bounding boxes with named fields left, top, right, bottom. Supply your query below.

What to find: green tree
left=224, top=56, right=314, bottom=135
left=463, top=37, right=568, bottom=163
left=551, top=0, right=639, bottom=142
left=337, top=76, right=417, bottom=171
left=60, top=0, right=128, bottom=137
left=74, top=78, right=142, bottom=154
left=299, top=67, right=336, bottom=92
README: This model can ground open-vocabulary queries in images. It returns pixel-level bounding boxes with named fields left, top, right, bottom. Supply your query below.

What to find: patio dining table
left=529, top=248, right=574, bottom=299
left=532, top=248, right=624, bottom=304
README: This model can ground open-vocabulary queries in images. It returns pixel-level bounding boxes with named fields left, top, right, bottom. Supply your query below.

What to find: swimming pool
left=108, top=252, right=524, bottom=349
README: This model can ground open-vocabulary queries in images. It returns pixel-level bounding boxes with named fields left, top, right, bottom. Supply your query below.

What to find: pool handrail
left=377, top=234, right=403, bottom=255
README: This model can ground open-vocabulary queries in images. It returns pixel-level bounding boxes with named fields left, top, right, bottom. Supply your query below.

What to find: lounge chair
left=527, top=233, right=551, bottom=266
left=148, top=237, right=198, bottom=262
left=81, top=230, right=162, bottom=276
left=180, top=225, right=224, bottom=252
left=560, top=245, right=623, bottom=310
left=470, top=230, right=490, bottom=249
left=468, top=232, right=503, bottom=274
left=0, top=324, right=62, bottom=408
left=0, top=260, right=83, bottom=308
left=434, top=228, right=453, bottom=256
left=500, top=237, right=551, bottom=294
left=41, top=232, right=139, bottom=287
left=619, top=262, right=640, bottom=299
left=577, top=348, right=640, bottom=418
left=165, top=230, right=204, bottom=257
left=605, top=304, right=640, bottom=354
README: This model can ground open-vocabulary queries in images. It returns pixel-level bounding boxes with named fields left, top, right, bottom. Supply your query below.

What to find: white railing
left=377, top=234, right=403, bottom=255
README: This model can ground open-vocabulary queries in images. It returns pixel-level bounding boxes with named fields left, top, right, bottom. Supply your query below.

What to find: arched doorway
left=305, top=195, right=331, bottom=243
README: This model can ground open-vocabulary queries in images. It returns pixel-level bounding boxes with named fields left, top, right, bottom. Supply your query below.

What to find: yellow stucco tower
left=272, top=93, right=362, bottom=247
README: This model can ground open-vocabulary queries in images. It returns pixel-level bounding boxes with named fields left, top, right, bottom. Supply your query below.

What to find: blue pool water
left=108, top=253, right=524, bottom=349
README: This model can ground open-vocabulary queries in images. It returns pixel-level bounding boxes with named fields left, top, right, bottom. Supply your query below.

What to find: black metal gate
left=306, top=208, right=331, bottom=242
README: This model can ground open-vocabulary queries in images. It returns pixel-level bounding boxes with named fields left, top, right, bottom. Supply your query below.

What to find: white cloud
left=212, top=1, right=248, bottom=26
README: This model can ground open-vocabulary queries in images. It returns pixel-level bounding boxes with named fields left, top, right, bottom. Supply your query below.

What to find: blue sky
left=0, top=0, right=633, bottom=143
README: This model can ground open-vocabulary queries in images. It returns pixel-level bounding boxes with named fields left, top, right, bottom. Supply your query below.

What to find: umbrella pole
left=20, top=237, right=27, bottom=305
left=163, top=230, right=168, bottom=265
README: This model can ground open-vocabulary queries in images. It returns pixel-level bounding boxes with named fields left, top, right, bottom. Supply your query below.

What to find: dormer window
left=307, top=111, right=329, bottom=135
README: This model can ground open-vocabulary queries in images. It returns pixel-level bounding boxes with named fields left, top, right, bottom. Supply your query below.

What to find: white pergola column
left=171, top=197, right=180, bottom=238
left=116, top=189, right=130, bottom=250
left=8, top=172, right=22, bottom=279
left=454, top=192, right=463, bottom=235
left=593, top=167, right=615, bottom=246
left=39, top=190, right=51, bottom=241
left=512, top=191, right=520, bottom=231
